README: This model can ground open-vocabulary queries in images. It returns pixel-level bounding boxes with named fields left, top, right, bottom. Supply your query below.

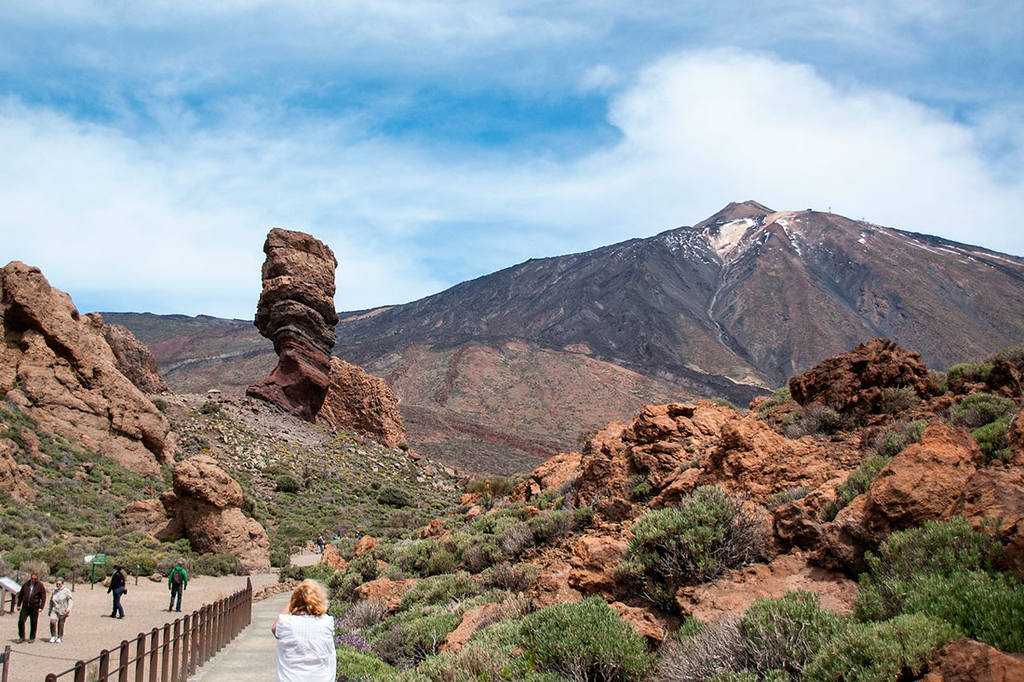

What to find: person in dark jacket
left=107, top=566, right=126, bottom=618
left=167, top=561, right=188, bottom=612
left=16, top=572, right=47, bottom=642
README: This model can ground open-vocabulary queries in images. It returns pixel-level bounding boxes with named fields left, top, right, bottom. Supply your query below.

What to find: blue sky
left=1, top=1, right=1022, bottom=319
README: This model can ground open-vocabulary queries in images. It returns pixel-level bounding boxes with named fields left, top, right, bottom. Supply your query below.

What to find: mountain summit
left=109, top=202, right=1024, bottom=472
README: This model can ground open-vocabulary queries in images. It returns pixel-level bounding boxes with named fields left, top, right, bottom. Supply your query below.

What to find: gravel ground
left=2, top=570, right=280, bottom=682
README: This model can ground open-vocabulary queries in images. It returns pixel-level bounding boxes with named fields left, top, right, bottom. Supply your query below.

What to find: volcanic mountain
left=107, top=201, right=1024, bottom=472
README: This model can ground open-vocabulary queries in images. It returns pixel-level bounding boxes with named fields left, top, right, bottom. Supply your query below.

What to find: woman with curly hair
left=272, top=579, right=336, bottom=681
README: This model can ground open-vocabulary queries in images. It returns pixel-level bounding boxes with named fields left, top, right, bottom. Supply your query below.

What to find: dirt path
left=3, top=572, right=279, bottom=682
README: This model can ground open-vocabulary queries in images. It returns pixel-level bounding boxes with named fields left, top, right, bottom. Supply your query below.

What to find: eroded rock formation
left=102, top=323, right=170, bottom=394
left=316, top=358, right=407, bottom=448
left=788, top=338, right=938, bottom=414
left=119, top=455, right=270, bottom=571
left=247, top=229, right=339, bottom=421
left=0, top=261, right=174, bottom=476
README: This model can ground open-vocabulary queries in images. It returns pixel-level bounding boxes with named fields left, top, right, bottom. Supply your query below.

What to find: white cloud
left=1, top=49, right=1022, bottom=320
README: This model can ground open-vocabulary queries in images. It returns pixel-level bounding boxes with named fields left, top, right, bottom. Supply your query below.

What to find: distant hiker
left=16, top=572, right=46, bottom=643
left=47, top=577, right=73, bottom=643
left=315, top=534, right=325, bottom=554
left=107, top=565, right=126, bottom=618
left=168, top=561, right=188, bottom=612
left=272, top=579, right=336, bottom=682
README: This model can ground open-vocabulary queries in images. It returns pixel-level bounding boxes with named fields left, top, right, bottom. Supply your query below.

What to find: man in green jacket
left=167, top=562, right=188, bottom=612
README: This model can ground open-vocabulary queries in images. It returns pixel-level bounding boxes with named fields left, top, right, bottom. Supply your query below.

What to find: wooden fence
left=42, top=578, right=252, bottom=682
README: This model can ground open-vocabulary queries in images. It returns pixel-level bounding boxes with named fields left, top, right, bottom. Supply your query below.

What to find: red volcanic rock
left=354, top=535, right=378, bottom=557
left=0, top=438, right=35, bottom=501
left=0, top=262, right=174, bottom=476
left=119, top=455, right=270, bottom=571
left=816, top=422, right=980, bottom=573
left=675, top=550, right=857, bottom=622
left=247, top=229, right=339, bottom=421
left=353, top=577, right=417, bottom=613
left=102, top=323, right=170, bottom=394
left=320, top=545, right=348, bottom=571
left=922, top=639, right=1024, bottom=682
left=439, top=603, right=503, bottom=653
left=420, top=518, right=451, bottom=541
left=609, top=602, right=667, bottom=644
left=529, top=560, right=583, bottom=611
left=959, top=468, right=1024, bottom=580
left=1009, top=407, right=1024, bottom=462
left=568, top=536, right=628, bottom=597
left=315, top=358, right=407, bottom=448
left=788, top=338, right=938, bottom=414
left=509, top=451, right=582, bottom=502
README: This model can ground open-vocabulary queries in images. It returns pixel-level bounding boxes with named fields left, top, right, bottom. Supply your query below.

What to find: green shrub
left=395, top=539, right=456, bottom=577
left=399, top=572, right=477, bottom=610
left=741, top=591, right=848, bottom=678
left=520, top=597, right=654, bottom=681
left=465, top=476, right=518, bottom=497
left=709, top=397, right=737, bottom=410
left=198, top=400, right=221, bottom=415
left=878, top=386, right=919, bottom=414
left=629, top=474, right=654, bottom=501
left=765, top=486, right=809, bottom=510
left=196, top=553, right=240, bottom=576
left=656, top=616, right=747, bottom=681
left=820, top=455, right=891, bottom=522
left=378, top=486, right=413, bottom=508
left=527, top=510, right=574, bottom=543
left=784, top=403, right=844, bottom=438
left=949, top=392, right=1016, bottom=429
left=972, top=416, right=1013, bottom=463
left=460, top=538, right=502, bottom=572
left=947, top=362, right=994, bottom=391
left=269, top=546, right=291, bottom=568
left=872, top=419, right=927, bottom=458
left=619, top=487, right=766, bottom=597
left=401, top=611, right=461, bottom=660
left=498, top=521, right=535, bottom=557
left=757, top=387, right=791, bottom=420
left=804, top=614, right=958, bottom=682
left=573, top=506, right=595, bottom=527
left=337, top=645, right=394, bottom=681
left=275, top=474, right=301, bottom=493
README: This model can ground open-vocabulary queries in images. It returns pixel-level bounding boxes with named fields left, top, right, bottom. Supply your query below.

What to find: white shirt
left=274, top=613, right=336, bottom=682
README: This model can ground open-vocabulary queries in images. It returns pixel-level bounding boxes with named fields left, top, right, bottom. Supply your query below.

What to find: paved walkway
left=187, top=592, right=289, bottom=682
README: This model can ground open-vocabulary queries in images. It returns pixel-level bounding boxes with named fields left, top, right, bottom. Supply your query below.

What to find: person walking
left=47, top=577, right=73, bottom=643
left=16, top=572, right=46, bottom=643
left=315, top=534, right=325, bottom=554
left=107, top=565, right=126, bottom=618
left=271, top=580, right=336, bottom=682
left=167, top=561, right=188, bottom=612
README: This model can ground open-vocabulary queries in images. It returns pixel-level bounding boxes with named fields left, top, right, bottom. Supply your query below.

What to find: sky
left=1, top=1, right=1022, bottom=319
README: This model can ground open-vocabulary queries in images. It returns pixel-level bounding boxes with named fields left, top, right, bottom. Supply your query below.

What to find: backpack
left=171, top=568, right=184, bottom=585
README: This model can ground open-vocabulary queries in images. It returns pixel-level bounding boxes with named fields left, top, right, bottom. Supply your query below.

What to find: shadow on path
left=188, top=592, right=289, bottom=682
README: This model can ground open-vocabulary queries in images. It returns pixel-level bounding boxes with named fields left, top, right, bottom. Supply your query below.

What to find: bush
left=520, top=597, right=655, bottom=681
left=820, top=455, right=891, bottom=522
left=620, top=487, right=767, bottom=592
left=784, top=403, right=844, bottom=438
left=483, top=562, right=535, bottom=592
left=947, top=362, right=994, bottom=391
left=342, top=599, right=388, bottom=629
left=527, top=510, right=574, bottom=544
left=269, top=546, right=291, bottom=568
left=275, top=474, right=301, bottom=493
left=460, top=538, right=502, bottom=573
left=656, top=616, right=747, bottom=681
left=498, top=521, right=534, bottom=557
left=757, top=387, right=791, bottom=420
left=972, top=417, right=1013, bottom=463
left=871, top=419, right=927, bottom=458
left=765, top=487, right=809, bottom=510
left=465, top=476, right=518, bottom=497
left=196, top=553, right=240, bottom=576
left=378, top=487, right=413, bottom=508
left=741, top=591, right=848, bottom=678
left=399, top=573, right=477, bottom=610
left=629, top=474, right=654, bottom=501
left=878, top=386, right=919, bottom=414
left=804, top=614, right=958, bottom=682
left=18, top=558, right=49, bottom=579
left=949, top=392, right=1016, bottom=429
left=337, top=645, right=394, bottom=681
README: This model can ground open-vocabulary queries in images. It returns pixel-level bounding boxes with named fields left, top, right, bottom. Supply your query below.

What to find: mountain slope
left=109, top=202, right=1024, bottom=473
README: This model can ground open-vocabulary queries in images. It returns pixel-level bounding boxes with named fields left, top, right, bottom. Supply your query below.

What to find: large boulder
left=0, top=262, right=174, bottom=476
left=102, top=323, right=170, bottom=394
left=788, top=338, right=938, bottom=414
left=315, top=358, right=407, bottom=448
left=119, top=455, right=270, bottom=571
left=922, top=638, right=1024, bottom=682
left=0, top=438, right=35, bottom=501
left=247, top=229, right=339, bottom=421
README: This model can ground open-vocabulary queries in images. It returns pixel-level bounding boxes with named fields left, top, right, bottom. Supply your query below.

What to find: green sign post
left=84, top=553, right=106, bottom=589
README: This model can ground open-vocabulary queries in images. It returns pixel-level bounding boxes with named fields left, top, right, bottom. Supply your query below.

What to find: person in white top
left=271, top=579, right=336, bottom=682
left=47, top=577, right=73, bottom=643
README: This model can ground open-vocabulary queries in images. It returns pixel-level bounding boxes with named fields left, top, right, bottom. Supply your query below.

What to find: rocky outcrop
left=959, top=468, right=1024, bottom=580
left=320, top=545, right=348, bottom=571
left=568, top=536, right=628, bottom=597
left=354, top=535, right=378, bottom=557
left=353, top=577, right=418, bottom=612
left=923, top=639, right=1024, bottom=682
left=1009, top=406, right=1024, bottom=462
left=0, top=262, right=174, bottom=476
left=119, top=455, right=270, bottom=571
left=529, top=560, right=582, bottom=611
left=610, top=602, right=667, bottom=643
left=0, top=438, right=35, bottom=501
left=509, top=451, right=582, bottom=502
left=440, top=603, right=503, bottom=652
left=315, top=358, right=407, bottom=448
left=102, top=323, right=170, bottom=394
left=247, top=229, right=339, bottom=421
left=788, top=338, right=938, bottom=414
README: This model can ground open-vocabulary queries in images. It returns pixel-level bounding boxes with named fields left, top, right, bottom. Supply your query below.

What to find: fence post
left=74, top=661, right=87, bottom=682
left=161, top=622, right=170, bottom=682
left=99, top=649, right=110, bottom=681
left=170, top=619, right=180, bottom=682
left=246, top=578, right=253, bottom=626
left=180, top=615, right=189, bottom=678
left=118, top=639, right=130, bottom=682
left=218, top=598, right=226, bottom=650
left=149, top=628, right=159, bottom=682
left=1, top=645, right=9, bottom=682
left=190, top=610, right=200, bottom=673
left=135, top=632, right=146, bottom=682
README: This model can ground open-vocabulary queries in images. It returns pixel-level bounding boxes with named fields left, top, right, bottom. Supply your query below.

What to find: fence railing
left=42, top=578, right=252, bottom=682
